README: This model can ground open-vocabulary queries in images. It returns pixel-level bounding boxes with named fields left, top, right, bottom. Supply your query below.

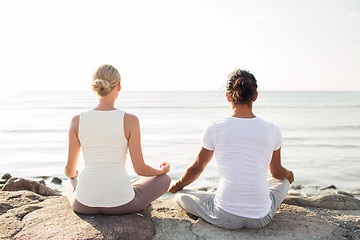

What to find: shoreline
left=1, top=172, right=360, bottom=200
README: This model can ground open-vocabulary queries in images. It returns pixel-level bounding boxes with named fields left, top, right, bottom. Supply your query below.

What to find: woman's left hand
left=160, top=162, right=170, bottom=174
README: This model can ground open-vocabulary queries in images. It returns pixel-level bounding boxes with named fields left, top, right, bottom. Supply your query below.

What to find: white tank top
left=75, top=109, right=135, bottom=207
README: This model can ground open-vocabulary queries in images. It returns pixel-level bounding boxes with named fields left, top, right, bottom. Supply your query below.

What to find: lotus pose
left=169, top=69, right=294, bottom=229
left=65, top=64, right=170, bottom=215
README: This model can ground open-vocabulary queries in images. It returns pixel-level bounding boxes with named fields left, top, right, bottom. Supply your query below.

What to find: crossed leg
left=65, top=174, right=171, bottom=215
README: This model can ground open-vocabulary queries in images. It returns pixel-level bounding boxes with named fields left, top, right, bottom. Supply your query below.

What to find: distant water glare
left=1, top=91, right=359, bottom=196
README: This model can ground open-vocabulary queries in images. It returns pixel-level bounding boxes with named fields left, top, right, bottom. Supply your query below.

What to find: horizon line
left=13, top=89, right=360, bottom=93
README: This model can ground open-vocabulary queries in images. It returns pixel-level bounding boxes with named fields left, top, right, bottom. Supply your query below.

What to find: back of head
left=92, top=64, right=121, bottom=97
left=226, top=69, right=257, bottom=105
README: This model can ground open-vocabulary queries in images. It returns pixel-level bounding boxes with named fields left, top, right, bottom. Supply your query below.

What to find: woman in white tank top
left=64, top=64, right=171, bottom=215
left=169, top=69, right=294, bottom=229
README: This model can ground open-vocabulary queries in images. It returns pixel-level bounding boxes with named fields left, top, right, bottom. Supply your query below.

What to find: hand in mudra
left=160, top=162, right=170, bottom=174
left=287, top=170, right=294, bottom=184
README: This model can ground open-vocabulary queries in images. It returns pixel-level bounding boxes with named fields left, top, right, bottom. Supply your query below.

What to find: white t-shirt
left=201, top=117, right=282, bottom=218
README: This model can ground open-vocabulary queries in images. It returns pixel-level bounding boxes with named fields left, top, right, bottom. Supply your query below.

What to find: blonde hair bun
left=91, top=64, right=121, bottom=97
left=92, top=78, right=111, bottom=96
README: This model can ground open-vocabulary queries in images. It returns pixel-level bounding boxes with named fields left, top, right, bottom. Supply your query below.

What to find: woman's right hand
left=168, top=181, right=182, bottom=193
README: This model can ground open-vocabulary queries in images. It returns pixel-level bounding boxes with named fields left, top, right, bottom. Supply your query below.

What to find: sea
left=0, top=90, right=359, bottom=198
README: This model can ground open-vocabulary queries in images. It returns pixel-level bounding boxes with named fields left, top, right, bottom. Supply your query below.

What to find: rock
left=191, top=213, right=346, bottom=240
left=287, top=192, right=302, bottom=196
left=38, top=176, right=50, bottom=179
left=0, top=180, right=7, bottom=185
left=0, top=190, right=46, bottom=238
left=335, top=190, right=354, bottom=198
left=291, top=184, right=303, bottom=190
left=1, top=177, right=61, bottom=196
left=1, top=173, right=12, bottom=181
left=284, top=192, right=360, bottom=210
left=0, top=190, right=45, bottom=208
left=149, top=197, right=359, bottom=240
left=149, top=197, right=198, bottom=240
left=38, top=180, right=46, bottom=185
left=2, top=179, right=360, bottom=240
left=51, top=177, right=62, bottom=185
left=320, top=185, right=337, bottom=190
left=0, top=190, right=155, bottom=240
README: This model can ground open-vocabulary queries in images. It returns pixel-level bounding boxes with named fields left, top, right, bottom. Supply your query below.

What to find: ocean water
left=0, top=91, right=359, bottom=197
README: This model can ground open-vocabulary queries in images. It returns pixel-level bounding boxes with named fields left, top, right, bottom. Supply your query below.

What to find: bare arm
left=169, top=147, right=213, bottom=193
left=269, top=148, right=294, bottom=183
left=125, top=113, right=170, bottom=176
left=64, top=115, right=81, bottom=179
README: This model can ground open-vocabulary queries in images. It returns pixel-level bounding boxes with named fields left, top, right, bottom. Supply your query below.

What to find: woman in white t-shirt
left=169, top=69, right=294, bottom=229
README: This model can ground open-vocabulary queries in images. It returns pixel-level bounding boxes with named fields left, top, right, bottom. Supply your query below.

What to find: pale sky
left=1, top=0, right=359, bottom=91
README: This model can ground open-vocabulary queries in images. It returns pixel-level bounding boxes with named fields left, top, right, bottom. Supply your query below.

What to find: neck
left=231, top=103, right=255, bottom=118
left=94, top=94, right=117, bottom=111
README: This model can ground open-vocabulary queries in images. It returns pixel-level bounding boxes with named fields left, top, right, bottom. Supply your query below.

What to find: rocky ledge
left=1, top=177, right=360, bottom=240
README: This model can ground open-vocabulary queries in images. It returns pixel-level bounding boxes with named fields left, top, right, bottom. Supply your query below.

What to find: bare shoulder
left=71, top=115, right=80, bottom=125
left=124, top=113, right=140, bottom=139
left=70, top=115, right=80, bottom=130
left=124, top=112, right=139, bottom=125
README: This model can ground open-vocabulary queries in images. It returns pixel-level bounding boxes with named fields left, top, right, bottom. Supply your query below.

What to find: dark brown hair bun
left=226, top=69, right=257, bottom=105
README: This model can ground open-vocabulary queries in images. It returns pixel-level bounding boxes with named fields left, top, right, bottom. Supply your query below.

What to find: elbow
left=135, top=169, right=143, bottom=176
left=64, top=167, right=70, bottom=177
left=271, top=172, right=282, bottom=179
left=134, top=166, right=146, bottom=176
left=270, top=170, right=287, bottom=180
left=64, top=167, right=76, bottom=179
left=64, top=169, right=71, bottom=178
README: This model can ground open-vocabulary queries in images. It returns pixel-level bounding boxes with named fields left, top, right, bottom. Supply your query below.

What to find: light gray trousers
left=175, top=178, right=290, bottom=229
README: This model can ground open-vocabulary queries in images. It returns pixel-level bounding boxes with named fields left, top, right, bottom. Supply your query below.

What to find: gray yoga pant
left=66, top=174, right=171, bottom=215
left=174, top=178, right=290, bottom=229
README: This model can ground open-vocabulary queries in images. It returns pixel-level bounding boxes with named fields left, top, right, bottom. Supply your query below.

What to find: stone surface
left=291, top=184, right=303, bottom=190
left=38, top=180, right=46, bottom=185
left=1, top=179, right=360, bottom=240
left=0, top=191, right=46, bottom=238
left=150, top=197, right=360, bottom=240
left=277, top=203, right=360, bottom=240
left=335, top=190, right=354, bottom=198
left=0, top=191, right=155, bottom=240
left=191, top=213, right=346, bottom=240
left=51, top=177, right=62, bottom=185
left=1, top=173, right=11, bottom=181
left=321, top=185, right=337, bottom=190
left=2, top=177, right=61, bottom=196
left=283, top=192, right=360, bottom=210
left=149, top=198, right=198, bottom=240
